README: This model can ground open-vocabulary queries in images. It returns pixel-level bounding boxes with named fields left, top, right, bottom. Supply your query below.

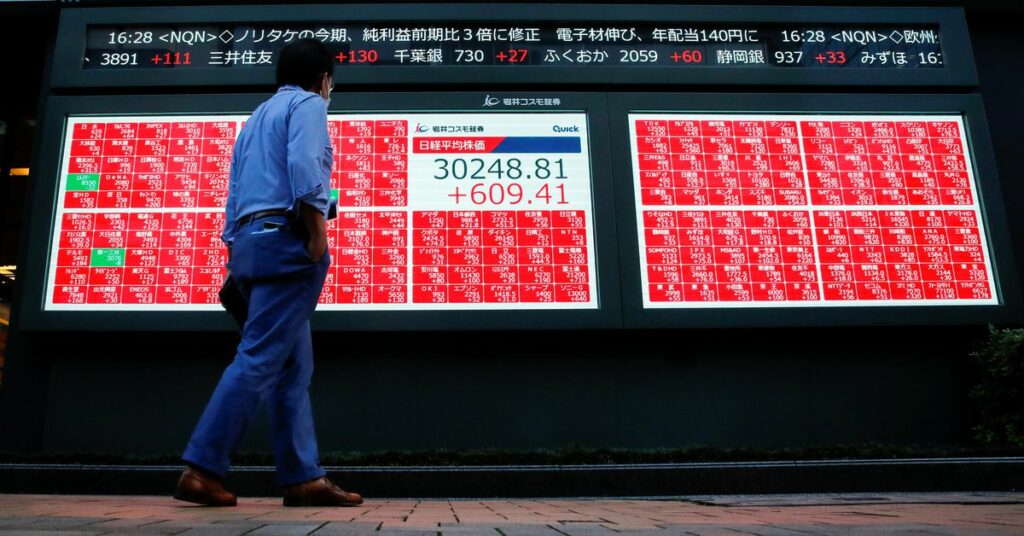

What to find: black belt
left=237, top=209, right=288, bottom=226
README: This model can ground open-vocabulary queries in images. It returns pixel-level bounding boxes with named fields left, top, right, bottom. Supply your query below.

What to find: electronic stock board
left=17, top=4, right=1020, bottom=330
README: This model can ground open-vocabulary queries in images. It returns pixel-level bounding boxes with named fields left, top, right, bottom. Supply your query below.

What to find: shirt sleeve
left=220, top=134, right=243, bottom=246
left=287, top=95, right=332, bottom=216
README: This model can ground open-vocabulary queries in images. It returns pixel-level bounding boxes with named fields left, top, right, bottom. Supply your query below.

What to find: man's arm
left=286, top=95, right=332, bottom=263
left=287, top=96, right=331, bottom=214
left=301, top=202, right=327, bottom=262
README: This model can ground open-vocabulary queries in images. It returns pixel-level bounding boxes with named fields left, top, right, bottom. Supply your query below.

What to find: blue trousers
left=183, top=215, right=330, bottom=486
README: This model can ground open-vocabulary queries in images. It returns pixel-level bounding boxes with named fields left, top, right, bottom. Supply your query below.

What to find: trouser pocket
left=231, top=219, right=318, bottom=281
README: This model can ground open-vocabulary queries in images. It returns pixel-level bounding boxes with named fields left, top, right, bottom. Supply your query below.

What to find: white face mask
left=322, top=74, right=333, bottom=107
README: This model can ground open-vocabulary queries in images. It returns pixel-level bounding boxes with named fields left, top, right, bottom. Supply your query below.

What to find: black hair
left=275, top=38, right=335, bottom=91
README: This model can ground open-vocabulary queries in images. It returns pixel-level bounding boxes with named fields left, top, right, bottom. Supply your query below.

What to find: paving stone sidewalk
left=0, top=492, right=1021, bottom=535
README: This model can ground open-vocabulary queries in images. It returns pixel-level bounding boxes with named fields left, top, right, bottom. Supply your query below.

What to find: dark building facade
left=2, top=1, right=1022, bottom=459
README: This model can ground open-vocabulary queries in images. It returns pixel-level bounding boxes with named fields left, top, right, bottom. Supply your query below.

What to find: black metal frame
left=16, top=91, right=623, bottom=331
left=51, top=4, right=977, bottom=89
left=606, top=92, right=1022, bottom=328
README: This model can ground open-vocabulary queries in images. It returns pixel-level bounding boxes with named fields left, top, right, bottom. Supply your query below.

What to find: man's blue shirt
left=221, top=85, right=332, bottom=245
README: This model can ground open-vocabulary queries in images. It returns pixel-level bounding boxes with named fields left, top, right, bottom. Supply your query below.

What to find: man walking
left=173, top=38, right=362, bottom=507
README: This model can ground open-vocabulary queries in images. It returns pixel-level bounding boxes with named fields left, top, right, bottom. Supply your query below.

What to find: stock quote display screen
left=46, top=113, right=597, bottom=310
left=85, top=22, right=943, bottom=70
left=629, top=114, right=996, bottom=308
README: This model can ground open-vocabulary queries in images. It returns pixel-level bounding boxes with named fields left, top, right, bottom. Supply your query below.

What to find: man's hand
left=300, top=202, right=328, bottom=262
left=307, top=235, right=328, bottom=262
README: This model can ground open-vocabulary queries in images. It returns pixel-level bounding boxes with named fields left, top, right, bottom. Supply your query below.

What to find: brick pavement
left=0, top=492, right=1021, bottom=535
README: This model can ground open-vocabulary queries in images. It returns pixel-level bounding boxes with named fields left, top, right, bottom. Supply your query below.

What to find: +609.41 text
left=434, top=157, right=572, bottom=206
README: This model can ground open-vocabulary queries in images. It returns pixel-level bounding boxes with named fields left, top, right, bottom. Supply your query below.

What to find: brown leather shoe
left=283, top=476, right=363, bottom=507
left=173, top=467, right=237, bottom=507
